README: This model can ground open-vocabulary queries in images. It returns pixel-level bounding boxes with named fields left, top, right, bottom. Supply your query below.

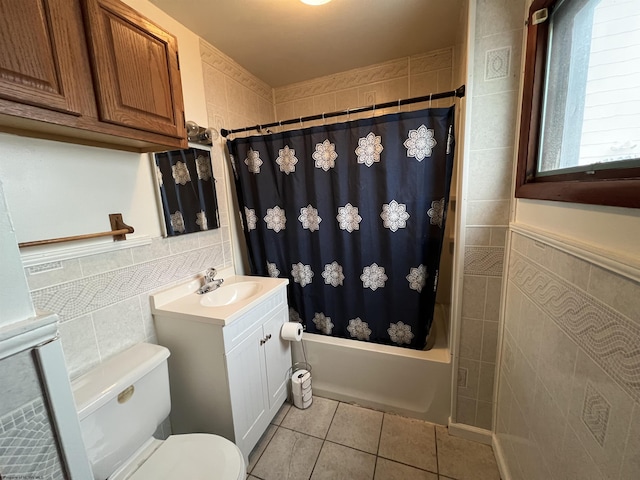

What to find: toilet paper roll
left=281, top=322, right=303, bottom=342
left=291, top=369, right=311, bottom=396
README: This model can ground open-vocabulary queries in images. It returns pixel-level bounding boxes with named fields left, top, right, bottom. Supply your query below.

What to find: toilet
left=71, top=342, right=245, bottom=480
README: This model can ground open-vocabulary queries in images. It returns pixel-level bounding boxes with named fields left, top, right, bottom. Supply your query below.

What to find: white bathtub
left=291, top=305, right=451, bottom=425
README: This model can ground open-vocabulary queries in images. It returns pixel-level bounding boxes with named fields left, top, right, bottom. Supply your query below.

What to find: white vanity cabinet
left=151, top=276, right=290, bottom=463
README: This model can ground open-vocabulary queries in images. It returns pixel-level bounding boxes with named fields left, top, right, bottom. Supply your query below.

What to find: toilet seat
left=126, top=434, right=245, bottom=480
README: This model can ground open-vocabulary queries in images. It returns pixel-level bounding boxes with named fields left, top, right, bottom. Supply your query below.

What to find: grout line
left=376, top=413, right=385, bottom=457
left=434, top=425, right=440, bottom=475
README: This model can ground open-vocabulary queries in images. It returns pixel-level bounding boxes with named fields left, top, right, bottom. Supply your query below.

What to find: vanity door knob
left=266, top=334, right=272, bottom=341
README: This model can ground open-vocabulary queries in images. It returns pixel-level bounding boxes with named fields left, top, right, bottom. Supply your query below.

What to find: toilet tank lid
left=72, top=343, right=170, bottom=419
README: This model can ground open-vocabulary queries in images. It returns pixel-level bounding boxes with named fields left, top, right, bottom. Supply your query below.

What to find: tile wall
left=0, top=350, right=65, bottom=479
left=454, top=0, right=526, bottom=429
left=28, top=230, right=229, bottom=380
left=495, top=231, right=640, bottom=479
left=273, top=48, right=454, bottom=121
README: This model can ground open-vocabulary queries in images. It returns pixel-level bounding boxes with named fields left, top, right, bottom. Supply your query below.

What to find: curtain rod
left=221, top=85, right=465, bottom=138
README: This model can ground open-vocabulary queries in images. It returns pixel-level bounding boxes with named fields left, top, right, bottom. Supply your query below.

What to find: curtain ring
left=322, top=112, right=325, bottom=125
left=300, top=117, right=303, bottom=128
left=429, top=94, right=433, bottom=108
left=278, top=120, right=282, bottom=132
left=347, top=108, right=350, bottom=120
left=372, top=103, right=376, bottom=118
left=397, top=99, right=401, bottom=112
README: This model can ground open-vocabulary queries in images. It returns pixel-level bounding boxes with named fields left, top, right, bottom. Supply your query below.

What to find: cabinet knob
left=260, top=334, right=272, bottom=346
left=266, top=334, right=272, bottom=341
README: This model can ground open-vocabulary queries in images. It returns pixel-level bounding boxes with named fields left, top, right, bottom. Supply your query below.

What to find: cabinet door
left=225, top=324, right=268, bottom=455
left=0, top=0, right=85, bottom=115
left=263, top=307, right=291, bottom=412
left=81, top=0, right=186, bottom=138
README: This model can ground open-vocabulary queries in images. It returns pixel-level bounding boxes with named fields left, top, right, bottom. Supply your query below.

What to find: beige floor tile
left=252, top=427, right=323, bottom=480
left=378, top=414, right=437, bottom=473
left=326, top=403, right=384, bottom=454
left=435, top=426, right=500, bottom=480
left=311, top=441, right=376, bottom=480
left=281, top=396, right=339, bottom=438
left=271, top=401, right=292, bottom=425
left=247, top=423, right=277, bottom=473
left=374, top=457, right=438, bottom=480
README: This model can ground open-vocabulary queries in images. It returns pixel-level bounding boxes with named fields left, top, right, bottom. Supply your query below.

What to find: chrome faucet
left=197, top=268, right=224, bottom=294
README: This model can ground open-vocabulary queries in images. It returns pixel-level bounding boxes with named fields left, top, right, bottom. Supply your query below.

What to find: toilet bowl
left=72, top=343, right=245, bottom=479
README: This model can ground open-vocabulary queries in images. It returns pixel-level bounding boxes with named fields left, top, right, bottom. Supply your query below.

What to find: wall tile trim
left=511, top=223, right=640, bottom=284
left=509, top=250, right=640, bottom=404
left=274, top=58, right=411, bottom=104
left=464, top=246, right=505, bottom=276
left=200, top=40, right=272, bottom=101
left=31, top=246, right=222, bottom=322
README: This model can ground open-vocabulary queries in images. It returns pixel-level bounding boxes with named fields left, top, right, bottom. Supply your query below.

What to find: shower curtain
left=228, top=107, right=455, bottom=350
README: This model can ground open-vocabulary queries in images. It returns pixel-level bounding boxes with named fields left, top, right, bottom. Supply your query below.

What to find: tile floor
left=246, top=396, right=501, bottom=480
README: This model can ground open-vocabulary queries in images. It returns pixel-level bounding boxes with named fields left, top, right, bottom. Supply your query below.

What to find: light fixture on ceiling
left=300, top=0, right=332, bottom=5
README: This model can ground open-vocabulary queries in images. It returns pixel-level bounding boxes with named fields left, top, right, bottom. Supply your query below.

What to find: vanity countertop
left=150, top=275, right=289, bottom=326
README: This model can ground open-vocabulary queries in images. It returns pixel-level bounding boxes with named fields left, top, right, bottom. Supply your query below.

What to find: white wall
left=515, top=200, right=640, bottom=261
left=0, top=181, right=34, bottom=325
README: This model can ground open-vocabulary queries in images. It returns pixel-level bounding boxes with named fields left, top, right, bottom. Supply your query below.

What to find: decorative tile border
left=0, top=398, right=64, bottom=479
left=464, top=246, right=505, bottom=276
left=274, top=58, right=409, bottom=104
left=31, top=246, right=223, bottom=322
left=509, top=251, right=640, bottom=404
left=410, top=48, right=453, bottom=74
left=582, top=381, right=610, bottom=447
left=200, top=40, right=272, bottom=101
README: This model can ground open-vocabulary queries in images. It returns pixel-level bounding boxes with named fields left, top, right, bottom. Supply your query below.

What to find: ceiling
left=149, top=0, right=464, bottom=87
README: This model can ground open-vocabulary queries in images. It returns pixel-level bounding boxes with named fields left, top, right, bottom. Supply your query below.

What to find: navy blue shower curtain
left=228, top=107, right=455, bottom=350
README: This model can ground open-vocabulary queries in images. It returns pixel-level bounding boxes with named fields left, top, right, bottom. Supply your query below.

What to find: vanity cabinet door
left=0, top=0, right=87, bottom=115
left=262, top=307, right=290, bottom=413
left=225, top=324, right=268, bottom=455
left=81, top=0, right=187, bottom=139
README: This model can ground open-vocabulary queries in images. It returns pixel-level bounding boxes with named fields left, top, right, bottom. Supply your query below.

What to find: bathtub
left=291, top=304, right=451, bottom=425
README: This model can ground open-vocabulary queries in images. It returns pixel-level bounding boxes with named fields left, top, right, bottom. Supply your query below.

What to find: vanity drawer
left=222, top=287, right=286, bottom=353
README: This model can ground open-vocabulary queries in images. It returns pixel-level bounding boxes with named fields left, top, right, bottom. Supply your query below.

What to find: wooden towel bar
left=18, top=214, right=134, bottom=248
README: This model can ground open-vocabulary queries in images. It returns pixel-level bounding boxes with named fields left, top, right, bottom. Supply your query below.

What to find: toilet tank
left=72, top=343, right=171, bottom=480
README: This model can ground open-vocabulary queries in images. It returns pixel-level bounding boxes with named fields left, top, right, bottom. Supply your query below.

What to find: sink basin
left=199, top=281, right=263, bottom=307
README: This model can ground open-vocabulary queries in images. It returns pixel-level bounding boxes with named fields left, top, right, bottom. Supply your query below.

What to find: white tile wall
left=454, top=0, right=526, bottom=430
left=495, top=231, right=640, bottom=480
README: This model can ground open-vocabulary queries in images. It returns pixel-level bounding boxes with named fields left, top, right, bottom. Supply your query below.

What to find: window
left=516, top=0, right=640, bottom=208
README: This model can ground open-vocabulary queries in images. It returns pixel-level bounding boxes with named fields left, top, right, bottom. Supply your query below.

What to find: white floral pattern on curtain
left=229, top=107, right=455, bottom=349
left=154, top=148, right=220, bottom=236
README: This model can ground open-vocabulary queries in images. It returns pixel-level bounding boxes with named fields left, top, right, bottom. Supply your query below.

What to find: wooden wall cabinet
left=0, top=0, right=187, bottom=152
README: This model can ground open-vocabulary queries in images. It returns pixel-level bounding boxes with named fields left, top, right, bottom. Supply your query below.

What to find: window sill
left=515, top=179, right=640, bottom=209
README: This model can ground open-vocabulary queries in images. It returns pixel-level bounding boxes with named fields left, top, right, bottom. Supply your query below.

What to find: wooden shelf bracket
left=18, top=213, right=135, bottom=249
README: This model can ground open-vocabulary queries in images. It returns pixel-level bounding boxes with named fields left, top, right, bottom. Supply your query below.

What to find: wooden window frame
left=515, top=0, right=640, bottom=208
